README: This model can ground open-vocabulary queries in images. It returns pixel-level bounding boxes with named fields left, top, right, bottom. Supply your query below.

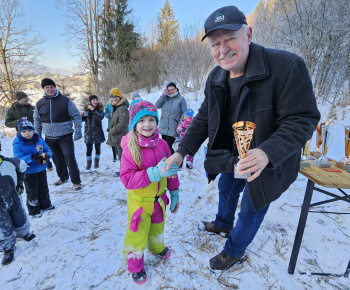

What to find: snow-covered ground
left=0, top=88, right=350, bottom=289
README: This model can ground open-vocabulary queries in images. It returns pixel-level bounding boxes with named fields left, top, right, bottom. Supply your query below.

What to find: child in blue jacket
left=13, top=118, right=54, bottom=218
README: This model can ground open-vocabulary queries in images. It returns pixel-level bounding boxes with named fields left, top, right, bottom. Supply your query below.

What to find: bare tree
left=0, top=0, right=43, bottom=105
left=159, top=21, right=214, bottom=100
left=250, top=0, right=350, bottom=113
left=57, top=0, right=102, bottom=93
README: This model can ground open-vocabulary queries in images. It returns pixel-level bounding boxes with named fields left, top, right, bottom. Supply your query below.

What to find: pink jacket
left=120, top=132, right=179, bottom=192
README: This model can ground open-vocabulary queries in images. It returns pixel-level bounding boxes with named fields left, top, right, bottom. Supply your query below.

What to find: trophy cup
left=314, top=124, right=333, bottom=168
left=300, top=138, right=312, bottom=167
left=336, top=126, right=350, bottom=170
left=232, top=121, right=256, bottom=179
left=311, top=122, right=331, bottom=158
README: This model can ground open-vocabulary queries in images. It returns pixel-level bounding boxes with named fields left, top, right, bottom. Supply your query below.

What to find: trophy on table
left=311, top=122, right=331, bottom=158
left=300, top=138, right=312, bottom=167
left=232, top=121, right=256, bottom=179
left=314, top=124, right=333, bottom=168
left=336, top=126, right=350, bottom=170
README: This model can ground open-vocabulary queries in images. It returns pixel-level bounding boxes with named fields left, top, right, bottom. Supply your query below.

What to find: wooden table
left=288, top=157, right=350, bottom=274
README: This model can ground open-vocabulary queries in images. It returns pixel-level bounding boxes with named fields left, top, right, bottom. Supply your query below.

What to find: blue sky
left=21, top=0, right=260, bottom=71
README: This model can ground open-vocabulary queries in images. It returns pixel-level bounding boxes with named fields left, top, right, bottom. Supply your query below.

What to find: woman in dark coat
left=82, top=95, right=105, bottom=169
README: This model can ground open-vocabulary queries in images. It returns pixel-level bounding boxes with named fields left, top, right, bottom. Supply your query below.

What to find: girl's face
left=91, top=98, right=98, bottom=106
left=136, top=115, right=157, bottom=137
left=21, top=130, right=34, bottom=139
left=184, top=115, right=189, bottom=120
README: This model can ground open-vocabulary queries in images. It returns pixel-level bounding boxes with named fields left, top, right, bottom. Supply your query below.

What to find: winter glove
left=146, top=157, right=178, bottom=183
left=31, top=153, right=41, bottom=162
left=169, top=189, right=179, bottom=213
left=73, top=131, right=82, bottom=141
left=37, top=153, right=49, bottom=165
left=16, top=183, right=24, bottom=196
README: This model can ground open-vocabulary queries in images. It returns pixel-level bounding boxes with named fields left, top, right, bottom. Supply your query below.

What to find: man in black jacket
left=166, top=5, right=320, bottom=270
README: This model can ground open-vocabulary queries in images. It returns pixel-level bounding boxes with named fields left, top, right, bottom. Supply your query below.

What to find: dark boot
left=209, top=250, right=245, bottom=270
left=23, top=233, right=36, bottom=241
left=2, top=249, right=14, bottom=265
left=94, top=157, right=100, bottom=169
left=202, top=221, right=232, bottom=235
left=155, top=247, right=171, bottom=259
left=132, top=268, right=147, bottom=284
left=86, top=159, right=92, bottom=170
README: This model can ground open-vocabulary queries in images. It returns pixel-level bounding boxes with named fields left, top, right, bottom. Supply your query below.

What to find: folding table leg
left=288, top=179, right=315, bottom=274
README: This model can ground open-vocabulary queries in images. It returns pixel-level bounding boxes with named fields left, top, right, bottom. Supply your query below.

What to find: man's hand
left=165, top=152, right=183, bottom=171
left=236, top=148, right=269, bottom=182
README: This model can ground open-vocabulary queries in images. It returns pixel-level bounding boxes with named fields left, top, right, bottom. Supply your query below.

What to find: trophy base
left=314, top=160, right=331, bottom=168
left=300, top=161, right=311, bottom=167
left=234, top=165, right=251, bottom=179
left=335, top=162, right=350, bottom=170
left=310, top=151, right=322, bottom=159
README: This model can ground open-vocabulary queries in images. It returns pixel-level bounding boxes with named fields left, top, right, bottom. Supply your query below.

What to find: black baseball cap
left=202, top=6, right=247, bottom=41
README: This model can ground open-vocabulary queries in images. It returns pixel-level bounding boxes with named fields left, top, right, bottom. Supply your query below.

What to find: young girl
left=176, top=109, right=195, bottom=169
left=120, top=101, right=180, bottom=284
left=13, top=118, right=54, bottom=218
left=82, top=95, right=105, bottom=169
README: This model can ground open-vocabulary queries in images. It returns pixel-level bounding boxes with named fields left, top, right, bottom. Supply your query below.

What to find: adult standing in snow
left=82, top=95, right=105, bottom=170
left=34, top=78, right=83, bottom=191
left=155, top=82, right=187, bottom=154
left=166, top=5, right=320, bottom=270
left=5, top=91, right=35, bottom=132
left=106, top=88, right=129, bottom=177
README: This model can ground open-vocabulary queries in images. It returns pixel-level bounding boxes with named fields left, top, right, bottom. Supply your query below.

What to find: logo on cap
left=214, top=12, right=224, bottom=23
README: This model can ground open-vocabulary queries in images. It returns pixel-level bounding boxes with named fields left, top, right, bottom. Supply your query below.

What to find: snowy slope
left=0, top=89, right=349, bottom=289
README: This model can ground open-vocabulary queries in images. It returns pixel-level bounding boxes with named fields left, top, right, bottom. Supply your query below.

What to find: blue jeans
left=214, top=173, right=269, bottom=258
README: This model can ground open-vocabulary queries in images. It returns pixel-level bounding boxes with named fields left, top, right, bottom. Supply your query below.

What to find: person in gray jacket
left=166, top=5, right=320, bottom=270
left=34, top=78, right=83, bottom=191
left=155, top=82, right=187, bottom=154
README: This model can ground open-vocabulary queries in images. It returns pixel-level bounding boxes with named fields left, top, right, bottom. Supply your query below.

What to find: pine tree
left=157, top=0, right=179, bottom=50
left=101, top=0, right=139, bottom=64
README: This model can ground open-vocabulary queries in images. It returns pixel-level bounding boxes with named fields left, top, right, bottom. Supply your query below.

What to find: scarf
left=167, top=91, right=179, bottom=99
left=137, top=129, right=160, bottom=148
left=18, top=133, right=39, bottom=144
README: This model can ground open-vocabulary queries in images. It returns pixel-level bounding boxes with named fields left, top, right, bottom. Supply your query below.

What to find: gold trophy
left=311, top=122, right=331, bottom=158
left=336, top=126, right=350, bottom=170
left=232, top=121, right=256, bottom=179
left=314, top=124, right=333, bottom=168
left=300, top=138, right=312, bottom=167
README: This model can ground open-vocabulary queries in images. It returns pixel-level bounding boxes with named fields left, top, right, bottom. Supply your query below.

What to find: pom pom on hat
left=110, top=88, right=122, bottom=98
left=41, top=78, right=56, bottom=88
left=15, top=91, right=28, bottom=102
left=129, top=101, right=159, bottom=131
left=17, top=118, right=34, bottom=133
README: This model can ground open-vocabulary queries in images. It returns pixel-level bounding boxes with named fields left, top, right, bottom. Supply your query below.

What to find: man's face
left=17, top=97, right=29, bottom=105
left=207, top=27, right=252, bottom=78
left=43, top=85, right=56, bottom=96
